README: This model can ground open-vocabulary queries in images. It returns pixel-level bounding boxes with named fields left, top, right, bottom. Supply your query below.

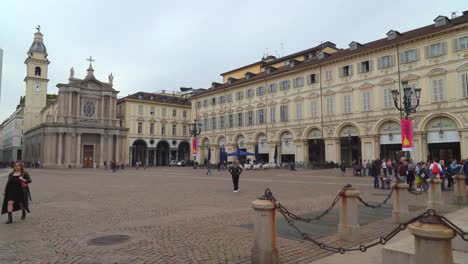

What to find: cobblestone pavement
left=0, top=167, right=439, bottom=264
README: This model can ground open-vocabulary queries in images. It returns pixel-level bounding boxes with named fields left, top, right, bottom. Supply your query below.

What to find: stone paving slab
left=0, top=167, right=442, bottom=263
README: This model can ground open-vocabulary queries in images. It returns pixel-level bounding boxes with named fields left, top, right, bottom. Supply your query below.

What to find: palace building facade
left=117, top=92, right=192, bottom=166
left=191, top=12, right=468, bottom=165
left=22, top=29, right=127, bottom=168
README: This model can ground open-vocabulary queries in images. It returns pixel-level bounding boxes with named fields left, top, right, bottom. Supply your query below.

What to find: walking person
left=448, top=159, right=459, bottom=190
left=229, top=161, right=243, bottom=192
left=111, top=160, right=117, bottom=173
left=381, top=159, right=388, bottom=178
left=206, top=161, right=212, bottom=175
left=371, top=159, right=380, bottom=188
left=407, top=159, right=416, bottom=191
left=340, top=161, right=346, bottom=176
left=362, top=160, right=367, bottom=176
left=2, top=162, right=32, bottom=224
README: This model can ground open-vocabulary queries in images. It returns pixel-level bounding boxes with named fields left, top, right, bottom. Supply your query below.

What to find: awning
left=380, top=134, right=402, bottom=145
left=427, top=131, right=460, bottom=144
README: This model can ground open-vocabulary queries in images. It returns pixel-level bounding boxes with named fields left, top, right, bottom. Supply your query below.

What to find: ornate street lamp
left=189, top=120, right=202, bottom=137
left=391, top=81, right=422, bottom=120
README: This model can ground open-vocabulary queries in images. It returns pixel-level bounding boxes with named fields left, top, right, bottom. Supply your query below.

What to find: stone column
left=251, top=198, right=278, bottom=264
left=334, top=139, right=341, bottom=164
left=108, top=135, right=113, bottom=162
left=453, top=174, right=467, bottom=205
left=76, top=94, right=81, bottom=118
left=57, top=133, right=63, bottom=166
left=427, top=179, right=443, bottom=211
left=146, top=149, right=149, bottom=166
left=407, top=217, right=455, bottom=264
left=101, top=97, right=105, bottom=119
left=115, top=136, right=120, bottom=163
left=392, top=183, right=410, bottom=223
left=302, top=140, right=309, bottom=166
left=68, top=92, right=72, bottom=117
left=76, top=133, right=81, bottom=167
left=100, top=135, right=105, bottom=167
left=338, top=186, right=360, bottom=242
left=129, top=146, right=133, bottom=166
left=65, top=133, right=71, bottom=166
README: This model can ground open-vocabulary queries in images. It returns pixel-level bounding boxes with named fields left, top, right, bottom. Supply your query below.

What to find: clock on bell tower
left=24, top=25, right=50, bottom=132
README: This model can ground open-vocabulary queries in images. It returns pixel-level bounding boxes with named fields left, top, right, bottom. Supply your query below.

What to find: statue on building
left=108, top=73, right=114, bottom=84
left=69, top=67, right=74, bottom=79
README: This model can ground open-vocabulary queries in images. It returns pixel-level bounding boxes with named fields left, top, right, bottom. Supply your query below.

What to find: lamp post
left=391, top=81, right=422, bottom=161
left=189, top=120, right=201, bottom=168
left=391, top=81, right=422, bottom=120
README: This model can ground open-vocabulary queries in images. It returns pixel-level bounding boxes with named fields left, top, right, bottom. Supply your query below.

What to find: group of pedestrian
left=2, top=162, right=32, bottom=224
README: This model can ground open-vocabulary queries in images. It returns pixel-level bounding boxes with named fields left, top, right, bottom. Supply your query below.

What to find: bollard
left=453, top=174, right=467, bottom=205
left=407, top=215, right=455, bottom=264
left=251, top=198, right=278, bottom=264
left=338, top=186, right=360, bottom=242
left=391, top=182, right=410, bottom=223
left=427, top=178, right=443, bottom=211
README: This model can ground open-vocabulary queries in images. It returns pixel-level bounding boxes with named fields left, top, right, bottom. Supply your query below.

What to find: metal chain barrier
left=408, top=190, right=424, bottom=195
left=263, top=185, right=349, bottom=223
left=262, top=188, right=468, bottom=254
left=357, top=188, right=394, bottom=208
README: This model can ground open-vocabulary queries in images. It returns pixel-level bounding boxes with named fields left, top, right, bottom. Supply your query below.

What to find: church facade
left=22, top=29, right=127, bottom=168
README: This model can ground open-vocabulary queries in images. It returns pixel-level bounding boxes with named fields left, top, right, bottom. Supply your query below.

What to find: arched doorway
left=156, top=140, right=170, bottom=166
left=378, top=121, right=403, bottom=161
left=178, top=141, right=190, bottom=162
left=280, top=131, right=295, bottom=163
left=426, top=116, right=460, bottom=161
left=132, top=140, right=147, bottom=166
left=339, top=125, right=361, bottom=166
left=201, top=138, right=211, bottom=165
left=307, top=128, right=325, bottom=163
left=256, top=134, right=269, bottom=163
left=236, top=135, right=248, bottom=163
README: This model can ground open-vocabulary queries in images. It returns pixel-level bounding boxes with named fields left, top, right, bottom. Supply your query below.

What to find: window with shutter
left=326, top=96, right=334, bottom=115
left=432, top=79, right=444, bottom=102
left=348, top=64, right=353, bottom=75
left=458, top=37, right=468, bottom=50
left=326, top=70, right=332, bottom=81
left=462, top=74, right=468, bottom=98
left=362, top=91, right=371, bottom=111
left=269, top=107, right=276, bottom=123
left=343, top=95, right=352, bottom=113
left=339, top=67, right=344, bottom=77
left=296, top=103, right=303, bottom=119
left=310, top=100, right=318, bottom=117
left=383, top=88, right=392, bottom=108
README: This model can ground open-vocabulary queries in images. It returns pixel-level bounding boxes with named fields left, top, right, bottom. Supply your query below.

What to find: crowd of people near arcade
left=349, top=158, right=468, bottom=195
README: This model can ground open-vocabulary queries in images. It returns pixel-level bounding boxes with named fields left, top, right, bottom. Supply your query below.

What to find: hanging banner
left=401, top=119, right=414, bottom=151
left=192, top=138, right=198, bottom=155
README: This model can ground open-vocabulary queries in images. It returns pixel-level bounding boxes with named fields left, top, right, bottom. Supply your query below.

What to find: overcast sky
left=0, top=0, right=466, bottom=121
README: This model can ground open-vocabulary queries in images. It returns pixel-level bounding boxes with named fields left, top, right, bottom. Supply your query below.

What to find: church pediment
left=379, top=78, right=396, bottom=86
left=358, top=82, right=373, bottom=90
left=401, top=74, right=419, bottom=82
left=307, top=92, right=320, bottom=98
left=339, top=86, right=353, bottom=93
left=59, top=77, right=114, bottom=92
left=427, top=68, right=446, bottom=77
left=293, top=96, right=304, bottom=102
left=456, top=63, right=468, bottom=72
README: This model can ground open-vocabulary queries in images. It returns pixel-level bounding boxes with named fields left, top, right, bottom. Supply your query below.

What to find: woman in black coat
left=2, top=162, right=32, bottom=224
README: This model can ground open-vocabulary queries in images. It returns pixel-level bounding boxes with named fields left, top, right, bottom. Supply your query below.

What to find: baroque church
left=22, top=28, right=127, bottom=168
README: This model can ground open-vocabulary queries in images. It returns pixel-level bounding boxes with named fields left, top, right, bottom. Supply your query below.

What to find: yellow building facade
left=192, top=13, right=468, bottom=166
left=117, top=92, right=192, bottom=166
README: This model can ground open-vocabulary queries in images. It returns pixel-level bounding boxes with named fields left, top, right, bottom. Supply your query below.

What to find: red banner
left=192, top=138, right=198, bottom=155
left=401, top=119, right=414, bottom=151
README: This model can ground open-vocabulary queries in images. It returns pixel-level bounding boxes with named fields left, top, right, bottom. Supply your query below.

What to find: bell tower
left=24, top=25, right=49, bottom=132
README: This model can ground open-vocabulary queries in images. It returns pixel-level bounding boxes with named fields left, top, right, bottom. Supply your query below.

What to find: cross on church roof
left=36, top=25, right=41, bottom=32
left=86, top=56, right=95, bottom=67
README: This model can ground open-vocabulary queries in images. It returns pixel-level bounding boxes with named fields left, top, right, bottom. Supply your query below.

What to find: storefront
left=307, top=129, right=325, bottom=163
left=256, top=134, right=269, bottom=163
left=339, top=125, right=361, bottom=166
left=379, top=121, right=403, bottom=161
left=426, top=117, right=461, bottom=161
left=280, top=132, right=295, bottom=163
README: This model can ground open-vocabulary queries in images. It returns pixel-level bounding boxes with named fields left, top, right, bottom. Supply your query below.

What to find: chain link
left=266, top=185, right=349, bottom=222
left=262, top=188, right=468, bottom=254
left=357, top=189, right=393, bottom=208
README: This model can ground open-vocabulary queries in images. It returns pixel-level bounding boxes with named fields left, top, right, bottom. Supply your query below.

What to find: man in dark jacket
left=229, top=161, right=243, bottom=192
left=371, top=160, right=380, bottom=188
